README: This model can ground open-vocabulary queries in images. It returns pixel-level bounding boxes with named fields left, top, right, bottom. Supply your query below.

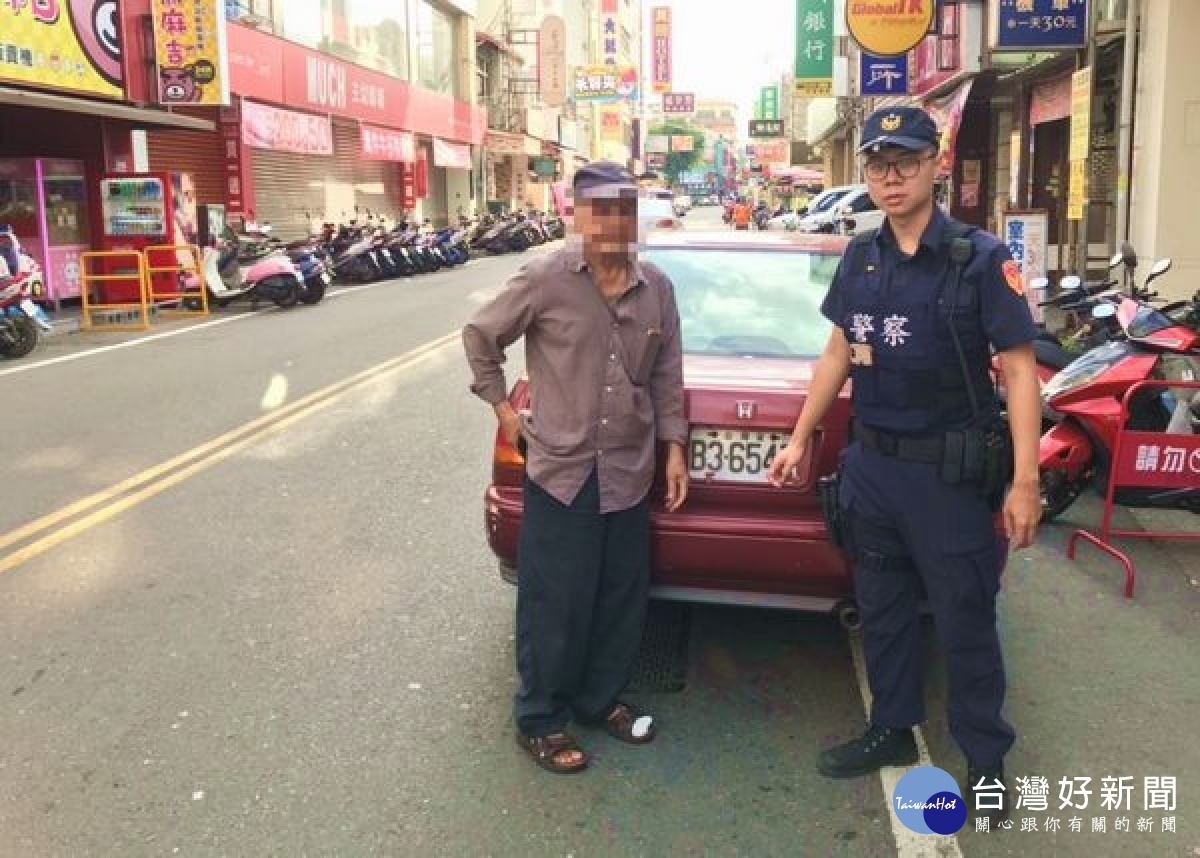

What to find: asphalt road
left=1, top=209, right=1197, bottom=857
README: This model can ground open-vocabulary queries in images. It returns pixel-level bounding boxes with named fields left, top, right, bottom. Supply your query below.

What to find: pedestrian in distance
left=766, top=106, right=1043, bottom=824
left=462, top=161, right=689, bottom=774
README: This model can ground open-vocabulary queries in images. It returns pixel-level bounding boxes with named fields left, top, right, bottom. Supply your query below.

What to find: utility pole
left=1114, top=0, right=1140, bottom=246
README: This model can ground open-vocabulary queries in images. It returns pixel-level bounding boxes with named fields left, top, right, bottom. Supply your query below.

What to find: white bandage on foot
left=631, top=715, right=654, bottom=739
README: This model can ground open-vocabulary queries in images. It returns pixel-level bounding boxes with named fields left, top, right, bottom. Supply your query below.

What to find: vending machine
left=98, top=172, right=197, bottom=302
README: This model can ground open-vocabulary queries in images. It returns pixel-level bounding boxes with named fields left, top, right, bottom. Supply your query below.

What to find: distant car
left=484, top=230, right=866, bottom=618
left=796, top=184, right=867, bottom=234
left=832, top=188, right=886, bottom=236
left=639, top=196, right=683, bottom=234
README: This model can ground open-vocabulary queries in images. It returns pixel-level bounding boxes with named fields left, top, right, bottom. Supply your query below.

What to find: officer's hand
left=1004, top=478, right=1042, bottom=549
left=664, top=443, right=689, bottom=512
left=767, top=436, right=811, bottom=488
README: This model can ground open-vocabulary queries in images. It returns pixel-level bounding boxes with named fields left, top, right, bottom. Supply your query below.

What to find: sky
left=640, top=0, right=798, bottom=124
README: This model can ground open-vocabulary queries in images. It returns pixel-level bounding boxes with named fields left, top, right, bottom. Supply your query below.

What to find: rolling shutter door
left=146, top=129, right=225, bottom=209
left=249, top=148, right=330, bottom=241
left=331, top=120, right=398, bottom=223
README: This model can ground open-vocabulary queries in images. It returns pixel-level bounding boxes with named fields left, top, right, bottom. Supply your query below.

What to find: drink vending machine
left=98, top=173, right=197, bottom=303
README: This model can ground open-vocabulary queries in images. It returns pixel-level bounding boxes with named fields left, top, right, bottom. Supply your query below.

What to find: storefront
left=146, top=22, right=486, bottom=238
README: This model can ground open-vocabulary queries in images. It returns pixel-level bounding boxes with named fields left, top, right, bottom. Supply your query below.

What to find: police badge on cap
left=858, top=106, right=940, bottom=154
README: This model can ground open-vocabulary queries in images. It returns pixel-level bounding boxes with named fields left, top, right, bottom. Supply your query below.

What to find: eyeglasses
left=863, top=153, right=936, bottom=181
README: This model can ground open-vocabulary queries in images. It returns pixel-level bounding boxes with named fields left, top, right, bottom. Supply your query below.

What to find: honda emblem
left=735, top=400, right=756, bottom=420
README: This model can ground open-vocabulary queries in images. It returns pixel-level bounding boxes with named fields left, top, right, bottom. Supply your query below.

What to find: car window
left=849, top=193, right=878, bottom=213
left=644, top=248, right=839, bottom=358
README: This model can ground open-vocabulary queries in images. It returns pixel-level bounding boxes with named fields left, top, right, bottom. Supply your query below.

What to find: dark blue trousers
left=841, top=442, right=1016, bottom=769
left=513, top=470, right=651, bottom=736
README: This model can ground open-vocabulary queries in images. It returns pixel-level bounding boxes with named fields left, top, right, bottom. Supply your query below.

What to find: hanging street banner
left=651, top=7, right=672, bottom=93
left=0, top=0, right=125, bottom=98
left=153, top=0, right=230, bottom=104
left=572, top=65, right=640, bottom=101
left=538, top=15, right=567, bottom=107
left=749, top=119, right=787, bottom=138
left=860, top=51, right=909, bottom=95
left=600, top=0, right=620, bottom=64
left=760, top=85, right=779, bottom=120
left=794, top=0, right=834, bottom=97
left=846, top=0, right=935, bottom=57
left=995, top=0, right=1088, bottom=51
left=663, top=92, right=695, bottom=114
left=1069, top=67, right=1092, bottom=161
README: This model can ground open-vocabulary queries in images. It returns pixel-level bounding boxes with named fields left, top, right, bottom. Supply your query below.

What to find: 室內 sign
left=846, top=0, right=935, bottom=57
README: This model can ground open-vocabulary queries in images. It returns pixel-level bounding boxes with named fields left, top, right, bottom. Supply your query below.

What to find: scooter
left=1037, top=250, right=1200, bottom=519
left=0, top=229, right=51, bottom=359
left=188, top=228, right=304, bottom=308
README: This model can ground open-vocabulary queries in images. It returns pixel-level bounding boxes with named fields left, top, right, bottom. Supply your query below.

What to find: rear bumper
left=484, top=485, right=855, bottom=608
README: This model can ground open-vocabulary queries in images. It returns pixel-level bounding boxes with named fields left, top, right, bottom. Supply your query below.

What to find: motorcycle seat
left=1034, top=337, right=1077, bottom=371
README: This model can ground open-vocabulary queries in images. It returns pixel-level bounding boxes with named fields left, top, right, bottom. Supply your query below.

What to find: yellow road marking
left=0, top=331, right=459, bottom=574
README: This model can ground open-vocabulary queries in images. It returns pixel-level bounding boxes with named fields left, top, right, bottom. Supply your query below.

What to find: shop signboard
left=572, top=65, right=640, bottom=102
left=846, top=0, right=934, bottom=57
left=651, top=7, right=672, bottom=93
left=1002, top=209, right=1049, bottom=304
left=433, top=138, right=472, bottom=170
left=860, top=51, right=909, bottom=96
left=759, top=85, right=779, bottom=120
left=995, top=0, right=1088, bottom=51
left=794, top=0, right=834, bottom=97
left=152, top=0, right=230, bottom=105
left=670, top=135, right=695, bottom=153
left=538, top=15, right=567, bottom=107
left=219, top=99, right=254, bottom=217
left=1069, top=67, right=1092, bottom=161
left=0, top=0, right=124, bottom=98
left=241, top=100, right=333, bottom=156
left=600, top=0, right=619, bottom=64
left=749, top=119, right=786, bottom=139
left=362, top=126, right=416, bottom=162
left=663, top=93, right=694, bottom=114
left=644, top=134, right=670, bottom=154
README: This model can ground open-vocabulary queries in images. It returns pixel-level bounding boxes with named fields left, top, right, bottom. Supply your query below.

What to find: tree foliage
left=648, top=123, right=707, bottom=186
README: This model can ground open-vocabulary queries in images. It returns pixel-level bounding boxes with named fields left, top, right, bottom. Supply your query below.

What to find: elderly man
left=463, top=162, right=689, bottom=774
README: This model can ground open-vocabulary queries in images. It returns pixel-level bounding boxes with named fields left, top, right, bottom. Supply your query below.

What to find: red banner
left=415, top=148, right=429, bottom=199
left=361, top=125, right=416, bottom=162
left=225, top=23, right=486, bottom=145
left=433, top=138, right=472, bottom=170
left=400, top=162, right=417, bottom=210
left=1113, top=430, right=1200, bottom=490
left=219, top=99, right=254, bottom=217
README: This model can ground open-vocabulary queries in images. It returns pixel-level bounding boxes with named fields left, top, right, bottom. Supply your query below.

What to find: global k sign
left=846, top=0, right=935, bottom=57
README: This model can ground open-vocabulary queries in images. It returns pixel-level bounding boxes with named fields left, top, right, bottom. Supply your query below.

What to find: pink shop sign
left=241, top=100, right=333, bottom=156
left=361, top=125, right=416, bottom=162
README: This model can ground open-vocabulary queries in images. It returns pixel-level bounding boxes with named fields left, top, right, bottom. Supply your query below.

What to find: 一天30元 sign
left=995, top=0, right=1089, bottom=51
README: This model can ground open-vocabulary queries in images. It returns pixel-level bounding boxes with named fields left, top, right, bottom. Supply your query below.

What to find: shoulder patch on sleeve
left=1002, top=259, right=1024, bottom=295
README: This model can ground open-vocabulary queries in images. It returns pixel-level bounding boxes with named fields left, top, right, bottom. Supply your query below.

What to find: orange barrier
left=144, top=244, right=207, bottom=317
left=79, top=251, right=151, bottom=331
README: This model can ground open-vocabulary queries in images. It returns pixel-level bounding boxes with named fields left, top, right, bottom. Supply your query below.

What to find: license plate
left=19, top=299, right=37, bottom=317
left=688, top=427, right=791, bottom=483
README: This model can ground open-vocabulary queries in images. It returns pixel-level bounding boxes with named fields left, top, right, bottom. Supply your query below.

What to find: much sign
left=651, top=7, right=672, bottom=93
left=996, top=0, right=1088, bottom=50
left=152, top=0, right=229, bottom=105
left=0, top=0, right=124, bottom=97
left=794, top=0, right=834, bottom=97
left=846, top=0, right=935, bottom=57
left=749, top=119, right=786, bottom=138
left=572, top=65, right=639, bottom=101
left=663, top=92, right=695, bottom=114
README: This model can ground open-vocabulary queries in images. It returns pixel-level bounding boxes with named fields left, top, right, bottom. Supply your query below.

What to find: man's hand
left=494, top=402, right=522, bottom=448
left=1004, top=477, right=1042, bottom=549
left=767, top=436, right=811, bottom=487
left=664, top=443, right=689, bottom=512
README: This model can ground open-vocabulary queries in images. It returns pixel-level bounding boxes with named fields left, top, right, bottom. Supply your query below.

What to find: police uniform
left=815, top=108, right=1039, bottom=813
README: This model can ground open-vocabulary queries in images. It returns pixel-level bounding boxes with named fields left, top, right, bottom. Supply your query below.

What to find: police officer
left=767, top=107, right=1043, bottom=822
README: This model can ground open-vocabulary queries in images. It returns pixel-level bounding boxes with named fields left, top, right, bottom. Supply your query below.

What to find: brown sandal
left=603, top=702, right=657, bottom=744
left=516, top=731, right=589, bottom=774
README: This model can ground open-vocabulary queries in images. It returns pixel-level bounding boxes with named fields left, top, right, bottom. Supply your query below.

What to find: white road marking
left=0, top=248, right=547, bottom=379
left=848, top=633, right=965, bottom=858
left=259, top=373, right=289, bottom=410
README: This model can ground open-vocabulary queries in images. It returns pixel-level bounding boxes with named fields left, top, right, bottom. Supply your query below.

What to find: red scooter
left=1037, top=250, right=1200, bottom=519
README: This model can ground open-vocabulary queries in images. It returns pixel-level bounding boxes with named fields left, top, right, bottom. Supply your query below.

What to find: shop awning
left=0, top=86, right=216, bottom=131
left=433, top=137, right=473, bottom=170
left=922, top=77, right=975, bottom=178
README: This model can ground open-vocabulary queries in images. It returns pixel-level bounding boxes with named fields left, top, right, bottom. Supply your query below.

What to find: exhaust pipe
left=834, top=599, right=862, bottom=632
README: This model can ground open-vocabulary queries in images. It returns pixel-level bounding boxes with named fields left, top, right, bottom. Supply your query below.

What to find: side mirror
left=1121, top=240, right=1138, bottom=269
left=1108, top=252, right=1123, bottom=269
left=842, top=218, right=857, bottom=233
left=1147, top=257, right=1172, bottom=283
left=1058, top=275, right=1081, bottom=291
left=1031, top=276, right=1052, bottom=292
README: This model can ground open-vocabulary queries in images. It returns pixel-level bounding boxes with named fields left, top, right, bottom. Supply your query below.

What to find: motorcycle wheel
left=299, top=277, right=326, bottom=305
left=271, top=278, right=300, bottom=308
left=1040, top=468, right=1086, bottom=522
left=0, top=315, right=38, bottom=359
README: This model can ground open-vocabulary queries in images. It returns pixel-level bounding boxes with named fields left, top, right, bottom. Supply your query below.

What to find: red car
left=484, top=230, right=869, bottom=625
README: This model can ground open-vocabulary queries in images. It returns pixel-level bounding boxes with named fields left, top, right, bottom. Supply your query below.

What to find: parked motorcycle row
left=995, top=242, right=1200, bottom=521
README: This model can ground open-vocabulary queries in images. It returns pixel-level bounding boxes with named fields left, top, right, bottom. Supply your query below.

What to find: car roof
left=641, top=231, right=849, bottom=254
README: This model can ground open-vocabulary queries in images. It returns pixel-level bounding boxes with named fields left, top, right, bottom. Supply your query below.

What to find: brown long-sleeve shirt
left=463, top=241, right=687, bottom=513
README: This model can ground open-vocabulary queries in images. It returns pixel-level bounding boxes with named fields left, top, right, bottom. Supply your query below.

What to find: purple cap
left=573, top=161, right=638, bottom=200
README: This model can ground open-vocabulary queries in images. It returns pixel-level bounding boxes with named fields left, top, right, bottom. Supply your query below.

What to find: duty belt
left=852, top=420, right=944, bottom=464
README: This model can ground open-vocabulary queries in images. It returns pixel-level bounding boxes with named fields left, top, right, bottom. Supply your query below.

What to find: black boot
left=966, top=764, right=1010, bottom=823
left=817, top=725, right=919, bottom=779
